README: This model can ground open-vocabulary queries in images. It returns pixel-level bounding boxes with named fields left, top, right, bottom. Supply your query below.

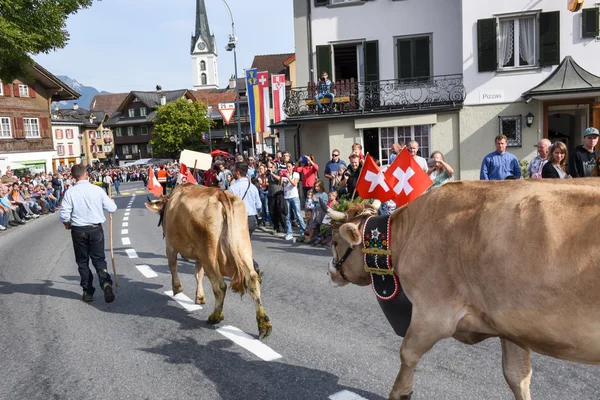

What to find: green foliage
left=0, top=0, right=94, bottom=82
left=333, top=196, right=364, bottom=212
left=150, top=98, right=213, bottom=156
left=519, top=159, right=530, bottom=179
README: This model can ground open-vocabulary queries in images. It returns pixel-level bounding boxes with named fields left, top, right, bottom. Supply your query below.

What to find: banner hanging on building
left=257, top=71, right=269, bottom=135
left=245, top=68, right=259, bottom=135
left=271, top=74, right=286, bottom=126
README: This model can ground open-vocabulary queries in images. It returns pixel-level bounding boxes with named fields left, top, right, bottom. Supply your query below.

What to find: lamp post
left=222, top=0, right=243, bottom=156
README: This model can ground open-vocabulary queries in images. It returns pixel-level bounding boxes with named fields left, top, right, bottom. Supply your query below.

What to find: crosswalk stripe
left=164, top=290, right=202, bottom=311
left=136, top=265, right=158, bottom=278
left=216, top=325, right=282, bottom=362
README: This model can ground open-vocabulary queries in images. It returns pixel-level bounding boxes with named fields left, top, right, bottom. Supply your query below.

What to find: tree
left=151, top=98, right=213, bottom=156
left=0, top=0, right=94, bottom=82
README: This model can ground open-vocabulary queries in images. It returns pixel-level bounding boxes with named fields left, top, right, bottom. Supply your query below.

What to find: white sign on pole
left=218, top=103, right=236, bottom=125
left=179, top=149, right=212, bottom=171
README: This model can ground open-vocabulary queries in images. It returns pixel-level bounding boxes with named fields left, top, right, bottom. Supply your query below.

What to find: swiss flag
left=148, top=167, right=163, bottom=198
left=355, top=154, right=395, bottom=202
left=383, top=149, right=433, bottom=207
left=178, top=164, right=197, bottom=184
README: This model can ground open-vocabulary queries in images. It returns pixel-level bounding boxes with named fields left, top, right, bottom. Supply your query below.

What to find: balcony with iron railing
left=282, top=74, right=466, bottom=118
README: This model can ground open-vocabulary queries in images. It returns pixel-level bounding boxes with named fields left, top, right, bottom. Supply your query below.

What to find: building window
left=141, top=126, right=148, bottom=135
left=57, top=144, right=65, bottom=156
left=96, top=130, right=101, bottom=138
left=140, top=108, right=147, bottom=117
left=55, top=129, right=63, bottom=139
left=201, top=73, right=207, bottom=85
left=19, top=84, right=29, bottom=97
left=0, top=81, right=3, bottom=96
left=131, top=144, right=139, bottom=154
left=24, top=118, right=40, bottom=138
left=115, top=128, right=122, bottom=137
left=68, top=144, right=74, bottom=155
left=146, top=144, right=152, bottom=154
left=122, top=145, right=130, bottom=155
left=497, top=15, right=537, bottom=69
left=97, top=145, right=103, bottom=153
left=127, top=127, right=134, bottom=136
left=128, top=109, right=135, bottom=117
left=66, top=129, right=73, bottom=139
left=200, top=60, right=206, bottom=71
left=0, top=117, right=11, bottom=138
left=396, top=35, right=432, bottom=79
left=499, top=115, right=522, bottom=147
left=369, top=125, right=432, bottom=166
left=103, top=145, right=111, bottom=153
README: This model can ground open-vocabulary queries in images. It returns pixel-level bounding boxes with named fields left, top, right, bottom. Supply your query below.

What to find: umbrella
left=210, top=149, right=230, bottom=157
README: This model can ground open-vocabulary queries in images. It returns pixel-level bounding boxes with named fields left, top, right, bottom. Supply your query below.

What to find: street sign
left=218, top=103, right=236, bottom=125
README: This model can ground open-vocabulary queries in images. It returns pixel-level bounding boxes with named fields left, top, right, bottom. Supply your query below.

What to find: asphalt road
left=0, top=181, right=598, bottom=399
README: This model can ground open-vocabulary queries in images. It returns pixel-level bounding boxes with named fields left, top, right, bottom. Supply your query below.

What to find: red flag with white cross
left=148, top=167, right=163, bottom=198
left=355, top=154, right=395, bottom=202
left=383, top=149, right=433, bottom=207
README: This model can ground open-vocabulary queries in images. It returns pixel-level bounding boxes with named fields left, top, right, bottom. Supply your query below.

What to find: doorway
left=363, top=128, right=379, bottom=162
left=547, top=104, right=589, bottom=157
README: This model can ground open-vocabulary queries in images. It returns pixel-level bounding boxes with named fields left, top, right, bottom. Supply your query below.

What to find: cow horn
left=327, top=207, right=347, bottom=222
left=371, top=200, right=381, bottom=211
left=147, top=196, right=152, bottom=203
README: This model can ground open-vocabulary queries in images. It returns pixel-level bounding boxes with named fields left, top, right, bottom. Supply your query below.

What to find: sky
left=35, top=0, right=295, bottom=93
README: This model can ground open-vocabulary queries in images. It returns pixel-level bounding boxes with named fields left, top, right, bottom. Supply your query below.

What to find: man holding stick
left=59, top=164, right=118, bottom=303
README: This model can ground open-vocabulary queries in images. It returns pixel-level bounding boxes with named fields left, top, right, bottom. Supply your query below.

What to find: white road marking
left=164, top=290, right=202, bottom=311
left=329, top=391, right=368, bottom=400
left=123, top=217, right=129, bottom=221
left=122, top=237, right=131, bottom=245
left=122, top=222, right=128, bottom=227
left=124, top=212, right=130, bottom=216
left=136, top=265, right=158, bottom=278
left=121, top=229, right=128, bottom=235
left=125, top=249, right=138, bottom=258
left=216, top=325, right=282, bottom=362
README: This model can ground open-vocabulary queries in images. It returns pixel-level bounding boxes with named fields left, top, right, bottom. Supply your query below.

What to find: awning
left=355, top=113, right=437, bottom=130
left=523, top=56, right=600, bottom=100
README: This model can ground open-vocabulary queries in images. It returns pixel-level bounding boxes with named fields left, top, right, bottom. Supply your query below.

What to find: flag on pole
left=245, top=69, right=259, bottom=135
left=178, top=164, right=197, bottom=184
left=147, top=167, right=163, bottom=198
left=355, top=154, right=395, bottom=202
left=383, top=149, right=433, bottom=207
left=271, top=74, right=287, bottom=125
left=257, top=71, right=270, bottom=135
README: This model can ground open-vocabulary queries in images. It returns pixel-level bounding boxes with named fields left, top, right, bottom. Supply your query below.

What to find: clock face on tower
left=197, top=42, right=206, bottom=51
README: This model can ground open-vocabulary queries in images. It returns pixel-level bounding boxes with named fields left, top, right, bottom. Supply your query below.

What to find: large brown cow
left=146, top=183, right=272, bottom=339
left=326, top=179, right=600, bottom=399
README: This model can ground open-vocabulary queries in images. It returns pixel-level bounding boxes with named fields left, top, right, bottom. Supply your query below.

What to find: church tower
left=191, top=0, right=219, bottom=89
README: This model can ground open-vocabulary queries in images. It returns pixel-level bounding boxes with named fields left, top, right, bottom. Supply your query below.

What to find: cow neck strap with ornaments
left=361, top=215, right=399, bottom=301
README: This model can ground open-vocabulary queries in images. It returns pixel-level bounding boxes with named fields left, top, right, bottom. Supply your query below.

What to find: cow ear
left=339, top=223, right=362, bottom=246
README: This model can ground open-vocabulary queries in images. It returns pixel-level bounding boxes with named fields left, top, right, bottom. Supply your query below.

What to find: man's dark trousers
left=71, top=225, right=112, bottom=295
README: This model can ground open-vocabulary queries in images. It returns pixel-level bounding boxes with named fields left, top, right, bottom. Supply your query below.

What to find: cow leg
left=501, top=339, right=532, bottom=400
left=207, top=274, right=227, bottom=324
left=194, top=261, right=206, bottom=305
left=245, top=270, right=272, bottom=340
left=389, top=315, right=451, bottom=400
left=166, top=242, right=183, bottom=295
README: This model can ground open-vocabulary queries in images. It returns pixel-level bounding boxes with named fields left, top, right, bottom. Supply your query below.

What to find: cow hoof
left=195, top=296, right=206, bottom=305
left=208, top=312, right=224, bottom=324
left=173, top=284, right=183, bottom=295
left=257, top=314, right=272, bottom=340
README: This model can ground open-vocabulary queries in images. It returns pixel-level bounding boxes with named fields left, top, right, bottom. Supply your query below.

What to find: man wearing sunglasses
left=324, top=149, right=346, bottom=192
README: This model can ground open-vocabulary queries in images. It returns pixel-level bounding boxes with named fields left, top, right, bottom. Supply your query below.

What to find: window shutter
left=55, top=129, right=62, bottom=139
left=364, top=40, right=379, bottom=82
left=582, top=8, right=600, bottom=38
left=539, top=11, right=560, bottom=67
left=477, top=18, right=497, bottom=72
left=13, top=118, right=23, bottom=138
left=314, top=0, right=328, bottom=7
left=29, top=85, right=36, bottom=98
left=413, top=37, right=431, bottom=78
left=397, top=39, right=413, bottom=79
left=315, top=45, right=332, bottom=82
left=13, top=83, right=20, bottom=97
left=3, top=83, right=11, bottom=96
left=40, top=118, right=49, bottom=137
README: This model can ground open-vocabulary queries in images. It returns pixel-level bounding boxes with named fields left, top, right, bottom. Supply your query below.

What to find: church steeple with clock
left=191, top=0, right=219, bottom=89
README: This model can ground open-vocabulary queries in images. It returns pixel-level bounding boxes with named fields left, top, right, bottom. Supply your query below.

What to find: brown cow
left=146, top=183, right=272, bottom=339
left=326, top=179, right=600, bottom=400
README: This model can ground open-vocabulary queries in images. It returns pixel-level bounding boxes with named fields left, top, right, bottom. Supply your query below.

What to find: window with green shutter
left=316, top=45, right=332, bottom=82
left=477, top=18, right=497, bottom=72
left=364, top=40, right=379, bottom=82
left=582, top=7, right=600, bottom=38
left=314, top=0, right=328, bottom=7
left=396, top=35, right=431, bottom=79
left=539, top=11, right=560, bottom=67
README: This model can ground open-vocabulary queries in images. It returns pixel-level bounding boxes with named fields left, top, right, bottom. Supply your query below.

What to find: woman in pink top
left=295, top=154, right=319, bottom=201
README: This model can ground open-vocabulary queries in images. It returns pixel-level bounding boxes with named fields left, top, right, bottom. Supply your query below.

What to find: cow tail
left=225, top=194, right=248, bottom=295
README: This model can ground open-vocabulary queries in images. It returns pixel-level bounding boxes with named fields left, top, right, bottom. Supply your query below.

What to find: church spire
left=191, top=0, right=215, bottom=54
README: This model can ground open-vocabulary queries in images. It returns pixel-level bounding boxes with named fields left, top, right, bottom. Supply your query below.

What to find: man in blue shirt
left=324, top=149, right=346, bottom=191
left=315, top=71, right=334, bottom=113
left=60, top=164, right=118, bottom=303
left=228, top=162, right=263, bottom=278
left=480, top=134, right=521, bottom=180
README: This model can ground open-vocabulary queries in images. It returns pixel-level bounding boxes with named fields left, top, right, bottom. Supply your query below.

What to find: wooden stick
left=108, top=184, right=118, bottom=288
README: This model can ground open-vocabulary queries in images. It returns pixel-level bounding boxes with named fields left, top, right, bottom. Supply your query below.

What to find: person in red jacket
left=156, top=164, right=168, bottom=195
left=295, top=154, right=319, bottom=203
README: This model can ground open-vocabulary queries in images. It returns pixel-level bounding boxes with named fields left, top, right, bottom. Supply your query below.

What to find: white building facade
left=191, top=0, right=219, bottom=89
left=286, top=0, right=600, bottom=180
left=50, top=121, right=82, bottom=170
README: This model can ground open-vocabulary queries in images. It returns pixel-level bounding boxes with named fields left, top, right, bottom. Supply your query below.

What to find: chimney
left=229, top=75, right=236, bottom=89
left=73, top=103, right=79, bottom=110
left=160, top=95, right=166, bottom=106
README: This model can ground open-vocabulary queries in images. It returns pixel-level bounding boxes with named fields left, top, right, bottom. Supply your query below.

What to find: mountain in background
left=55, top=76, right=110, bottom=110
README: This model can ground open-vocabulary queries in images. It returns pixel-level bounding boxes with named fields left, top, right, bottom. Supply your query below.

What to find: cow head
left=327, top=200, right=380, bottom=287
left=145, top=196, right=167, bottom=214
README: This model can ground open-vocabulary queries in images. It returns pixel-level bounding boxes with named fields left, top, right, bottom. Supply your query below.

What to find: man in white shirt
left=407, top=140, right=428, bottom=172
